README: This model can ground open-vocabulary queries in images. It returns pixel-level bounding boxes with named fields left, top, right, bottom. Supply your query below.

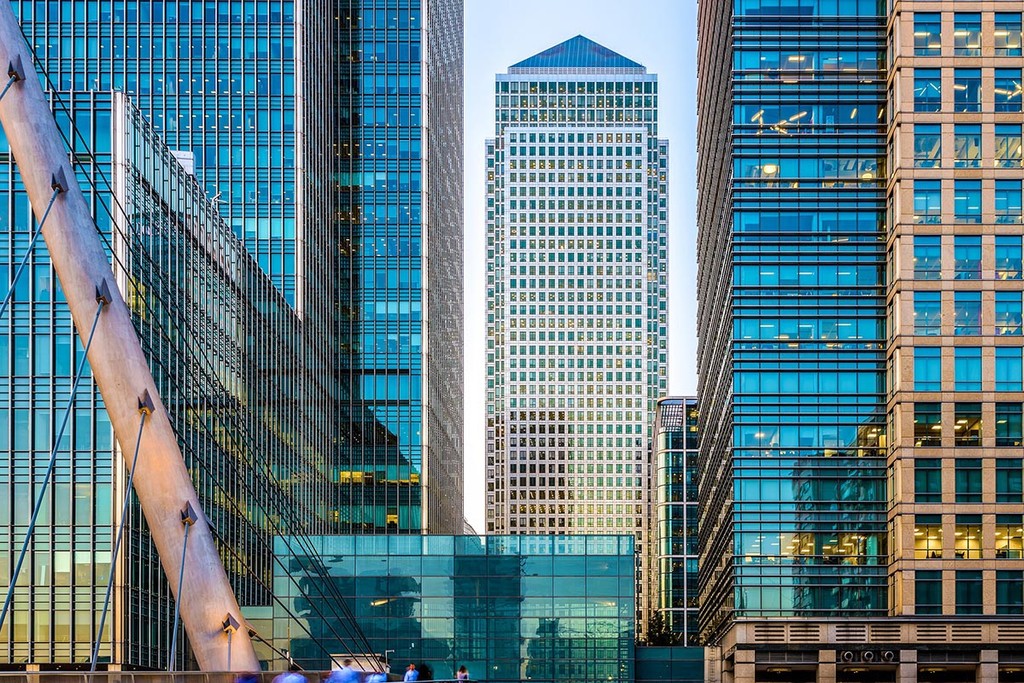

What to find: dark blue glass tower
left=696, top=0, right=888, bottom=659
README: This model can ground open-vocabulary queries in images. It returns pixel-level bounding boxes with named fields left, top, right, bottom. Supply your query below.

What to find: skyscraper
left=0, top=0, right=463, bottom=668
left=484, top=35, right=668, bottom=632
left=333, top=0, right=464, bottom=535
left=653, top=397, right=699, bottom=646
left=697, top=0, right=1024, bottom=679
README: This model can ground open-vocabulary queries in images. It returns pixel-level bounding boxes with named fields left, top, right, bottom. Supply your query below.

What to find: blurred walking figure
left=274, top=664, right=306, bottom=683
left=456, top=665, right=469, bottom=680
left=327, top=659, right=360, bottom=683
left=403, top=664, right=419, bottom=682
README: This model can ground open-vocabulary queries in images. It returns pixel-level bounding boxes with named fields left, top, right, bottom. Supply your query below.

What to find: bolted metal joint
left=180, top=502, right=198, bottom=526
left=6, top=55, right=23, bottom=82
left=50, top=167, right=68, bottom=194
left=138, top=389, right=154, bottom=415
left=222, top=613, right=240, bottom=634
left=95, top=279, right=112, bottom=306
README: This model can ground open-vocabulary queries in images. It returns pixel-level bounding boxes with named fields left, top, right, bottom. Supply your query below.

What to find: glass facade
left=0, top=91, right=327, bottom=667
left=700, top=0, right=888, bottom=638
left=1, top=0, right=463, bottom=666
left=332, top=0, right=464, bottom=535
left=653, top=398, right=698, bottom=646
left=698, top=0, right=1024, bottom=678
left=272, top=534, right=636, bottom=683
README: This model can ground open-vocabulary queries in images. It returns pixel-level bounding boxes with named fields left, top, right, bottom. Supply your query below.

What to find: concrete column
left=978, top=650, right=999, bottom=683
left=735, top=650, right=756, bottom=683
left=897, top=650, right=917, bottom=683
left=0, top=0, right=257, bottom=672
left=817, top=649, right=836, bottom=683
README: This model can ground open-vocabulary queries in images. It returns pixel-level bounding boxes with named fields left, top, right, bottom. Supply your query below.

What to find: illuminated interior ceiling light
left=761, top=164, right=778, bottom=175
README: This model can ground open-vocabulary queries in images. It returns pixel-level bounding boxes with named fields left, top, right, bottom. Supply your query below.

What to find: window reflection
left=914, top=13, right=942, bottom=56
left=953, top=124, right=981, bottom=168
left=954, top=13, right=982, bottom=56
left=995, top=13, right=1024, bottom=56
left=913, top=123, right=941, bottom=168
left=996, top=125, right=1023, bottom=169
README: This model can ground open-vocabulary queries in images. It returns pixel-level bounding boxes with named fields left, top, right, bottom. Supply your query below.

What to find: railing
left=0, top=675, right=481, bottom=683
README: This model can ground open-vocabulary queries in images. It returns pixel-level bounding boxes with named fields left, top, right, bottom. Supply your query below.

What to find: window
left=914, top=68, right=942, bottom=112
left=996, top=347, right=1023, bottom=391
left=996, top=515, right=1024, bottom=559
left=997, top=405, right=1024, bottom=448
left=955, top=404, right=982, bottom=447
left=953, top=124, right=981, bottom=168
left=995, top=180, right=1023, bottom=224
left=955, top=570, right=984, bottom=615
left=953, top=236, right=982, bottom=278
left=914, top=402, right=942, bottom=447
left=997, top=571, right=1024, bottom=615
left=914, top=124, right=941, bottom=168
left=996, top=125, right=1023, bottom=169
left=956, top=458, right=983, bottom=501
left=916, top=570, right=943, bottom=615
left=914, top=291, right=942, bottom=336
left=913, top=180, right=941, bottom=223
left=995, top=13, right=1023, bottom=57
left=915, top=347, right=942, bottom=390
left=914, top=235, right=942, bottom=279
left=995, top=292, right=1023, bottom=335
left=954, top=347, right=982, bottom=391
left=915, top=458, right=943, bottom=503
left=995, top=69, right=1023, bottom=113
left=955, top=515, right=982, bottom=559
left=954, top=69, right=982, bottom=113
left=954, top=13, right=982, bottom=56
left=914, top=516, right=943, bottom=559
left=954, top=180, right=982, bottom=223
left=954, top=292, right=981, bottom=335
left=996, top=236, right=1023, bottom=280
left=997, top=458, right=1024, bottom=501
left=914, top=13, right=942, bottom=56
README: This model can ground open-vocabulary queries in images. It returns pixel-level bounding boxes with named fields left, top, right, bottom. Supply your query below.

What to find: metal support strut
left=90, top=390, right=155, bottom=671
left=0, top=171, right=68, bottom=320
left=169, top=502, right=198, bottom=672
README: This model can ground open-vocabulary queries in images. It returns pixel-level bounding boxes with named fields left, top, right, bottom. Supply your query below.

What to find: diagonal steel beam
left=0, top=0, right=258, bottom=671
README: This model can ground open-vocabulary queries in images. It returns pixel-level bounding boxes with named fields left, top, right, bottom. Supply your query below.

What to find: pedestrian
left=327, top=659, right=360, bottom=683
left=403, top=664, right=419, bottom=682
left=456, top=665, right=469, bottom=680
left=274, top=663, right=306, bottom=683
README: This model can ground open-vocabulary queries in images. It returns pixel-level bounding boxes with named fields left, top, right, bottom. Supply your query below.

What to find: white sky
left=461, top=0, right=699, bottom=531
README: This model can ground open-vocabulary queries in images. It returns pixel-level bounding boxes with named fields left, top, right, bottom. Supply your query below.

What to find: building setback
left=697, top=0, right=1024, bottom=681
left=484, top=35, right=669, bottom=636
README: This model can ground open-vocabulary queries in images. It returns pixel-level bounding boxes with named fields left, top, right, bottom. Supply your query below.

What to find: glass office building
left=484, top=35, right=668, bottom=637
left=272, top=534, right=636, bottom=683
left=0, top=91, right=326, bottom=667
left=0, top=0, right=464, bottom=668
left=697, top=0, right=1024, bottom=680
left=332, top=0, right=465, bottom=536
left=653, top=397, right=699, bottom=646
